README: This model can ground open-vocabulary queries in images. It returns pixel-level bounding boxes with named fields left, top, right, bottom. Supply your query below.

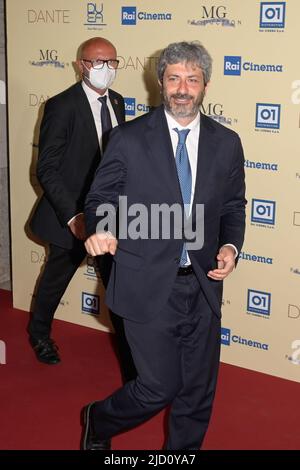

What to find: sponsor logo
left=239, top=251, right=273, bottom=264
left=224, top=56, right=283, bottom=75
left=201, top=102, right=237, bottom=126
left=288, top=304, right=300, bottom=319
left=29, top=49, right=69, bottom=69
left=84, top=256, right=100, bottom=280
left=84, top=2, right=107, bottom=29
left=121, top=6, right=172, bottom=25
left=247, top=289, right=271, bottom=317
left=124, top=97, right=151, bottom=116
left=251, top=199, right=276, bottom=226
left=82, top=292, right=99, bottom=315
left=285, top=340, right=300, bottom=365
left=245, top=160, right=278, bottom=172
left=255, top=103, right=281, bottom=131
left=0, top=340, right=6, bottom=365
left=27, top=9, right=71, bottom=24
left=259, top=2, right=286, bottom=30
left=221, top=327, right=269, bottom=350
left=188, top=5, right=241, bottom=27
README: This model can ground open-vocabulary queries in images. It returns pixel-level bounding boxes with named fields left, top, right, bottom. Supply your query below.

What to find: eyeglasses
left=81, top=58, right=119, bottom=70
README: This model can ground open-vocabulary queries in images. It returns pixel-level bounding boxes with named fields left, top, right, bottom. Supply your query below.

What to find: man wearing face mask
left=28, top=37, right=136, bottom=382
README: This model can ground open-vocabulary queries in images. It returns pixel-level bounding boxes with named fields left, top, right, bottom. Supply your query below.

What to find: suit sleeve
left=36, top=99, right=77, bottom=226
left=84, top=126, right=127, bottom=236
left=219, top=135, right=246, bottom=254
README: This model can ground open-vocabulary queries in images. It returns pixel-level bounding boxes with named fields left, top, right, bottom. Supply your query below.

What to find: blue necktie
left=174, top=128, right=192, bottom=266
left=98, top=96, right=112, bottom=151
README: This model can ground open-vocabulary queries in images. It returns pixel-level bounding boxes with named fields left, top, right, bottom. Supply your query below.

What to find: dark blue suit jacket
left=85, top=105, right=246, bottom=321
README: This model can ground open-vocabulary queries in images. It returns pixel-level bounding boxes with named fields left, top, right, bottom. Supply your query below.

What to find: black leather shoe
left=82, top=402, right=111, bottom=450
left=30, top=337, right=61, bottom=365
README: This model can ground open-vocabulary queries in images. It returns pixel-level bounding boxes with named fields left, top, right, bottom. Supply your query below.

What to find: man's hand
left=68, top=213, right=87, bottom=240
left=85, top=232, right=118, bottom=256
left=207, top=246, right=236, bottom=281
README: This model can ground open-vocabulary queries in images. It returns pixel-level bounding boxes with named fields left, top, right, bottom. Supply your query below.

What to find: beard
left=163, top=90, right=205, bottom=119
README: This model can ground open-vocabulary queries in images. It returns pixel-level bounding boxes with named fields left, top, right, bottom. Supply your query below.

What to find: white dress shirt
left=68, top=82, right=118, bottom=225
left=165, top=110, right=238, bottom=262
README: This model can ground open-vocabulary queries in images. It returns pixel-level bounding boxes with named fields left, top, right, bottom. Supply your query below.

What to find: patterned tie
left=98, top=96, right=112, bottom=151
left=174, top=128, right=192, bottom=266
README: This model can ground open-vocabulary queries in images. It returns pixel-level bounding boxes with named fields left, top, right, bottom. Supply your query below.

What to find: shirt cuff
left=67, top=212, right=83, bottom=226
left=222, top=243, right=238, bottom=259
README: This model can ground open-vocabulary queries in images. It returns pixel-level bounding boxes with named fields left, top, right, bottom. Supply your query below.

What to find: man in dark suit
left=83, top=41, right=246, bottom=450
left=29, top=37, right=136, bottom=381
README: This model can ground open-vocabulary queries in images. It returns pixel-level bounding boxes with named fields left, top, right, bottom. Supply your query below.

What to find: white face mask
left=84, top=63, right=116, bottom=90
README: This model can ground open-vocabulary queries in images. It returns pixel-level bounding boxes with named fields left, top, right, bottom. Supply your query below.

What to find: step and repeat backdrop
left=6, top=0, right=300, bottom=382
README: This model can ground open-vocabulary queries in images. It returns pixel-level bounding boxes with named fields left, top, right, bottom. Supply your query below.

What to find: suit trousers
left=29, top=243, right=136, bottom=381
left=92, top=272, right=221, bottom=450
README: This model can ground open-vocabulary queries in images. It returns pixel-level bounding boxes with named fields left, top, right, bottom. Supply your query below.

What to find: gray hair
left=157, top=41, right=212, bottom=85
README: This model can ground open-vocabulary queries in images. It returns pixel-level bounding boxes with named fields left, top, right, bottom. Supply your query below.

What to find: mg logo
left=221, top=327, right=231, bottom=346
left=224, top=56, right=241, bottom=75
left=260, top=2, right=286, bottom=28
left=39, top=49, right=58, bottom=61
left=82, top=292, right=99, bottom=315
left=255, top=103, right=281, bottom=129
left=201, top=102, right=223, bottom=116
left=122, top=6, right=136, bottom=25
left=202, top=5, right=227, bottom=19
left=247, top=289, right=271, bottom=316
left=124, top=97, right=136, bottom=116
left=251, top=199, right=276, bottom=225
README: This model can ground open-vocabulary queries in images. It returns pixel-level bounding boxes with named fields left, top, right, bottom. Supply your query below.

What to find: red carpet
left=0, top=289, right=299, bottom=450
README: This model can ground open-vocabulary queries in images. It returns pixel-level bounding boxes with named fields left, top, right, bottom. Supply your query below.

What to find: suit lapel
left=73, top=82, right=99, bottom=149
left=192, top=113, right=220, bottom=214
left=109, top=90, right=124, bottom=124
left=144, top=106, right=183, bottom=203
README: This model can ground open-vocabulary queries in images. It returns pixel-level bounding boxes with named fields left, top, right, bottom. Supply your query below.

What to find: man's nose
left=177, top=79, right=188, bottom=94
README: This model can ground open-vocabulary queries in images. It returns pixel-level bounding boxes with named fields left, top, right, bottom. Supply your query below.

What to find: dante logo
left=85, top=2, right=106, bottom=28
left=288, top=304, right=300, bottom=319
left=247, top=289, right=271, bottom=316
left=0, top=340, right=6, bottom=365
left=255, top=103, right=280, bottom=129
left=260, top=2, right=286, bottom=29
left=221, top=327, right=231, bottom=346
left=82, top=292, right=99, bottom=315
left=124, top=97, right=136, bottom=116
left=224, top=56, right=241, bottom=75
left=122, top=6, right=136, bottom=24
left=251, top=199, right=276, bottom=225
left=293, top=212, right=300, bottom=226
left=27, top=9, right=71, bottom=24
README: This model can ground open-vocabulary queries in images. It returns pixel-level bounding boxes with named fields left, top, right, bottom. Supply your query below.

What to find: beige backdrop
left=6, top=0, right=300, bottom=382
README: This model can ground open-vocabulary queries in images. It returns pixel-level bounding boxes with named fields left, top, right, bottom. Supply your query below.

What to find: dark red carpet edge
left=0, top=289, right=299, bottom=450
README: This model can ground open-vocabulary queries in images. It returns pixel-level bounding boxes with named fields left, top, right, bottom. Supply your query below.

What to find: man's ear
left=204, top=81, right=210, bottom=94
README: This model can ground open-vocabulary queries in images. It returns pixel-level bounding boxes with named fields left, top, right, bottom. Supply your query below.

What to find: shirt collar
left=81, top=80, right=109, bottom=103
left=164, top=109, right=200, bottom=132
